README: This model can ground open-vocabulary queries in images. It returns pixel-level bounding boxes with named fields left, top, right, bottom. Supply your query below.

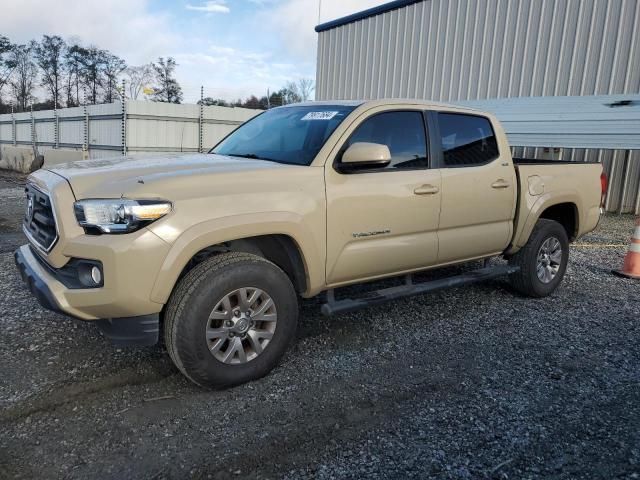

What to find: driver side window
left=339, top=111, right=429, bottom=170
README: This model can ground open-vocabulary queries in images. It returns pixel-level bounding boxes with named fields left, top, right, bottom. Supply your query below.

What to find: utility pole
left=82, top=86, right=89, bottom=159
left=121, top=79, right=127, bottom=156
left=54, top=95, right=59, bottom=149
left=11, top=104, right=16, bottom=146
left=199, top=85, right=204, bottom=153
left=30, top=103, right=35, bottom=156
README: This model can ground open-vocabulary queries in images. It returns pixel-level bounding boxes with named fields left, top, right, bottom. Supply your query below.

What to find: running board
left=320, top=264, right=520, bottom=316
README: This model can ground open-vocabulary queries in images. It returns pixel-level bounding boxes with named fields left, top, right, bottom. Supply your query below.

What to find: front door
left=325, top=108, right=442, bottom=286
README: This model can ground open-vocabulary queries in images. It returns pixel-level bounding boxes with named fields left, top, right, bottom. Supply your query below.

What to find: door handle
left=491, top=179, right=511, bottom=189
left=414, top=184, right=440, bottom=195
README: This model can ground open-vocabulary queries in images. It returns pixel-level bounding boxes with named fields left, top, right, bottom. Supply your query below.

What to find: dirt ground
left=0, top=170, right=639, bottom=479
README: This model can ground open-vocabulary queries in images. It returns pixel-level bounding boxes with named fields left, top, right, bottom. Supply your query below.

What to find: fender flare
left=512, top=191, right=581, bottom=250
left=150, top=212, right=324, bottom=303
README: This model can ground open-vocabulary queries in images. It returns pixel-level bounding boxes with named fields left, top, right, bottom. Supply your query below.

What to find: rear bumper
left=14, top=245, right=159, bottom=346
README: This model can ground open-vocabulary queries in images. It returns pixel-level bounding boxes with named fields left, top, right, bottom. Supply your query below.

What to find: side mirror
left=339, top=142, right=391, bottom=171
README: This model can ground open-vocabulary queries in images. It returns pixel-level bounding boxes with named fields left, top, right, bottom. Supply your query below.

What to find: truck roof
left=291, top=98, right=486, bottom=115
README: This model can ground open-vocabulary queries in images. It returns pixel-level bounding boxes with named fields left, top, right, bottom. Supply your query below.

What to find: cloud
left=0, top=0, right=178, bottom=66
left=209, top=45, right=237, bottom=56
left=173, top=43, right=313, bottom=101
left=263, top=0, right=382, bottom=60
left=185, top=1, right=230, bottom=13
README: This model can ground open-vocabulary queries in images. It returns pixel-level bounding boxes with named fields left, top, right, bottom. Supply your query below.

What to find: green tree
left=34, top=35, right=66, bottom=107
left=80, top=47, right=106, bottom=104
left=241, top=95, right=261, bottom=109
left=151, top=57, right=183, bottom=104
left=64, top=43, right=87, bottom=106
left=198, top=97, right=229, bottom=107
left=0, top=36, right=14, bottom=104
left=103, top=52, right=126, bottom=103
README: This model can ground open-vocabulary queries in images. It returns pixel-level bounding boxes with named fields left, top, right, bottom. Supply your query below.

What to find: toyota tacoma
left=15, top=100, right=605, bottom=388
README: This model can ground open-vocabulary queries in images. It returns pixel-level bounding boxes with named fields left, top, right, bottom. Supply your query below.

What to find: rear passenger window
left=340, top=111, right=428, bottom=170
left=437, top=113, right=499, bottom=166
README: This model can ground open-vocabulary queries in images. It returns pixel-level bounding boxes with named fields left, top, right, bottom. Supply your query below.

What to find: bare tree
left=8, top=43, right=38, bottom=111
left=297, top=78, right=314, bottom=102
left=103, top=52, right=126, bottom=103
left=123, top=64, right=154, bottom=100
left=151, top=57, right=183, bottom=104
left=34, top=35, right=66, bottom=107
left=282, top=81, right=302, bottom=104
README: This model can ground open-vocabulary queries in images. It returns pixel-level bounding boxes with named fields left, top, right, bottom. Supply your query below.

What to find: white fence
left=0, top=101, right=260, bottom=160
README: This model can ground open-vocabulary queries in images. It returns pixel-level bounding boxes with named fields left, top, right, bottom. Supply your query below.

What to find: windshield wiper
left=225, top=153, right=278, bottom=162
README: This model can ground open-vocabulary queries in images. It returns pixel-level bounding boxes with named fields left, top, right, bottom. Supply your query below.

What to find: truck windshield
left=211, top=104, right=357, bottom=166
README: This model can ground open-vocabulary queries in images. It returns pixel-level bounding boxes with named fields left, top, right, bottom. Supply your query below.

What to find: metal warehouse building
left=315, top=0, right=640, bottom=213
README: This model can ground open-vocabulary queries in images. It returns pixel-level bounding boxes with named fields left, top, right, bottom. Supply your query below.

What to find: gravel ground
left=0, top=171, right=639, bottom=479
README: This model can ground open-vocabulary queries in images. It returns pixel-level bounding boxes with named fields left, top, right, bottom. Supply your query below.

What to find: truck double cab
left=15, top=100, right=604, bottom=388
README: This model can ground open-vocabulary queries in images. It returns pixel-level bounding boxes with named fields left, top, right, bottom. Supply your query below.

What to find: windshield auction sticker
left=301, top=111, right=339, bottom=121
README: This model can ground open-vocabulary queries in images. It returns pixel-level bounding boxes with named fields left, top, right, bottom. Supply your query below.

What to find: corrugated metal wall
left=456, top=94, right=640, bottom=149
left=316, top=0, right=640, bottom=213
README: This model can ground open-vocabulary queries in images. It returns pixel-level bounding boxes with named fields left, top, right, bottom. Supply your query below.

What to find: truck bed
left=513, top=157, right=600, bottom=165
left=510, top=159, right=603, bottom=252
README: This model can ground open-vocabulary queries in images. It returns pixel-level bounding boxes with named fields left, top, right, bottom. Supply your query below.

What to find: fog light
left=91, top=266, right=102, bottom=285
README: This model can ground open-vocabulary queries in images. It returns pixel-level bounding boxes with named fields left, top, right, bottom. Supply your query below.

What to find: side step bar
left=320, top=264, right=520, bottom=316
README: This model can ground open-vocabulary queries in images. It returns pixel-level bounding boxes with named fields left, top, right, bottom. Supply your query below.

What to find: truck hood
left=47, top=153, right=289, bottom=199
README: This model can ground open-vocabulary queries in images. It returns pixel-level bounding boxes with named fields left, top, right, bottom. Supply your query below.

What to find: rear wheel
left=508, top=219, right=569, bottom=297
left=164, top=252, right=298, bottom=388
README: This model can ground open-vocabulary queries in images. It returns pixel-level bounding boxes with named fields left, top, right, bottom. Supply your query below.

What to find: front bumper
left=17, top=171, right=172, bottom=346
left=15, top=245, right=67, bottom=317
left=15, top=245, right=160, bottom=346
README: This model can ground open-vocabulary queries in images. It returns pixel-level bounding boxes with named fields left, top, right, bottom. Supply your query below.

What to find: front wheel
left=508, top=219, right=569, bottom=297
left=163, top=252, right=298, bottom=388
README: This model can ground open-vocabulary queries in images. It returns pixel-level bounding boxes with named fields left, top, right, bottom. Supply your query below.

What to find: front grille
left=23, top=184, right=58, bottom=252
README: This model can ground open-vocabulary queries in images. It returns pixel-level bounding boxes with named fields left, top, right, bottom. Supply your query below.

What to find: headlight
left=74, top=199, right=172, bottom=234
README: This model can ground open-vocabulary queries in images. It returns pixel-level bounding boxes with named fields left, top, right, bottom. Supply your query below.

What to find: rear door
left=325, top=107, right=442, bottom=285
left=433, top=111, right=517, bottom=263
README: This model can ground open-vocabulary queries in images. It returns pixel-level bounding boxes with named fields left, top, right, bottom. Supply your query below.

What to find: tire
left=163, top=252, right=298, bottom=388
left=508, top=219, right=569, bottom=298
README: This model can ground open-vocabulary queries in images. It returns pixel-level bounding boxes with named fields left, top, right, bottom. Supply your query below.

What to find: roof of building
left=315, top=0, right=424, bottom=33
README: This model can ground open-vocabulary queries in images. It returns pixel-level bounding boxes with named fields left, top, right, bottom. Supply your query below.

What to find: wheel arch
left=176, top=234, right=308, bottom=294
left=510, top=192, right=581, bottom=254
left=538, top=202, right=579, bottom=241
left=150, top=214, right=324, bottom=304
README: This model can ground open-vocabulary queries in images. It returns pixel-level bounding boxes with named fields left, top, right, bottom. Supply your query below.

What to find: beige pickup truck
left=15, top=100, right=605, bottom=388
